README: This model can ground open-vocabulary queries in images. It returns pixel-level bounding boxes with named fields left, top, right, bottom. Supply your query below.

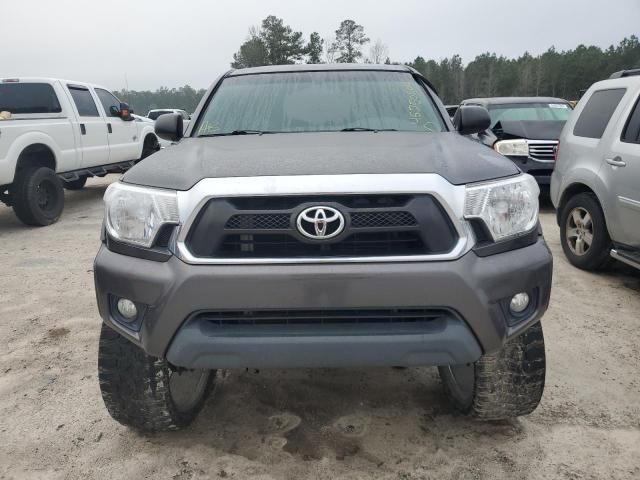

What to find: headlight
left=494, top=139, right=528, bottom=156
left=464, top=174, right=539, bottom=241
left=104, top=182, right=179, bottom=247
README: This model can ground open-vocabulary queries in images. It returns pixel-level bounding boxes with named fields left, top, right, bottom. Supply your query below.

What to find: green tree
left=231, top=30, right=268, bottom=68
left=306, top=32, right=324, bottom=64
left=332, top=19, right=369, bottom=63
left=231, top=16, right=305, bottom=68
left=261, top=15, right=305, bottom=65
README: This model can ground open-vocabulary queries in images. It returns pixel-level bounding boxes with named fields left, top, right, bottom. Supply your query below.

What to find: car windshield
left=488, top=102, right=572, bottom=127
left=196, top=70, right=446, bottom=136
left=147, top=110, right=173, bottom=120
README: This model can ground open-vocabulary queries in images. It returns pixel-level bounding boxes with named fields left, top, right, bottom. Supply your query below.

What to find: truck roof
left=228, top=63, right=413, bottom=77
left=0, top=77, right=110, bottom=91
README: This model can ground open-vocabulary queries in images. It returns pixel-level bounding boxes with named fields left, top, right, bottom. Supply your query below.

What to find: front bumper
left=506, top=156, right=554, bottom=185
left=94, top=236, right=552, bottom=368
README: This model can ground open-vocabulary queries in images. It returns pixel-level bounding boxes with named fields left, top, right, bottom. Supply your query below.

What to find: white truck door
left=94, top=88, right=139, bottom=163
left=65, top=84, right=110, bottom=167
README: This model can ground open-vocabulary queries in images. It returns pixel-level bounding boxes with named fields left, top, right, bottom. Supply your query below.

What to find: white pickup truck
left=0, top=78, right=160, bottom=226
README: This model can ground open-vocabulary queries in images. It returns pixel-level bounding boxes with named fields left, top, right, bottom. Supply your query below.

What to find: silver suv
left=551, top=69, right=640, bottom=271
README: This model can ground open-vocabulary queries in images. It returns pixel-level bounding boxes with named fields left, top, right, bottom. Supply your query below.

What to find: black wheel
left=140, top=135, right=160, bottom=159
left=559, top=192, right=612, bottom=270
left=63, top=176, right=88, bottom=190
left=98, top=323, right=214, bottom=432
left=439, top=322, right=545, bottom=420
left=12, top=166, right=65, bottom=226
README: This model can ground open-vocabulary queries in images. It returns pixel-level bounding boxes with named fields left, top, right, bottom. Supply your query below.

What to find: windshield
left=488, top=102, right=572, bottom=127
left=147, top=110, right=173, bottom=120
left=196, top=71, right=446, bottom=136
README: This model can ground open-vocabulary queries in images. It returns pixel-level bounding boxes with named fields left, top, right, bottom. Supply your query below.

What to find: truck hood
left=493, top=120, right=566, bottom=141
left=123, top=131, right=520, bottom=190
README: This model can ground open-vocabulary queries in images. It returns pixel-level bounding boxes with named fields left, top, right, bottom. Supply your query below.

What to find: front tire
left=559, top=193, right=611, bottom=271
left=12, top=166, right=65, bottom=226
left=98, top=324, right=214, bottom=432
left=439, top=322, right=546, bottom=420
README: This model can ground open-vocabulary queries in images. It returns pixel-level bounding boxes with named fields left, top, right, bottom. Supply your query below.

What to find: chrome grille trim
left=173, top=174, right=474, bottom=264
left=528, top=140, right=558, bottom=163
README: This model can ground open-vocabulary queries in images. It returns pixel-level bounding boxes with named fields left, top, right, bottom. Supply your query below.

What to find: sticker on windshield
left=549, top=104, right=569, bottom=109
left=403, top=83, right=437, bottom=132
left=199, top=120, right=220, bottom=135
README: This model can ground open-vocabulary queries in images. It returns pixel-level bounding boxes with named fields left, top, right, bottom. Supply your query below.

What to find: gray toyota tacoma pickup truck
left=94, top=64, right=552, bottom=432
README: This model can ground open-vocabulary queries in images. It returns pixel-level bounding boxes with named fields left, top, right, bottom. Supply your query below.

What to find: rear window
left=573, top=88, right=626, bottom=139
left=488, top=102, right=572, bottom=127
left=0, top=83, right=62, bottom=114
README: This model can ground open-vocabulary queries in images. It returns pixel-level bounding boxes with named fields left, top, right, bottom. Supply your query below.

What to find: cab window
left=68, top=86, right=100, bottom=117
left=95, top=88, right=122, bottom=117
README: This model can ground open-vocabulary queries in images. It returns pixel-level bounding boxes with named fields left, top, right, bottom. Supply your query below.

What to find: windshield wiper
left=340, top=127, right=398, bottom=132
left=200, top=129, right=271, bottom=137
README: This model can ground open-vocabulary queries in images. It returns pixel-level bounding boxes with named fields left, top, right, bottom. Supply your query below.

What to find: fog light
left=509, top=292, right=530, bottom=314
left=117, top=298, right=138, bottom=320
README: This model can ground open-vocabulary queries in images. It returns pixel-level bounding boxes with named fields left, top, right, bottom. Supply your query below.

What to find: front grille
left=228, top=195, right=412, bottom=210
left=219, top=231, right=425, bottom=258
left=186, top=194, right=459, bottom=259
left=528, top=141, right=557, bottom=161
left=224, top=211, right=418, bottom=230
left=196, top=308, right=448, bottom=327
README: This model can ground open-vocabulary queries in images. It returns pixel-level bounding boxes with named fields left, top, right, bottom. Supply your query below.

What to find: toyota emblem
left=296, top=206, right=345, bottom=240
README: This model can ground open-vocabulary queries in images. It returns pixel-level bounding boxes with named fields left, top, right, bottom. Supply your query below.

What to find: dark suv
left=460, top=97, right=573, bottom=187
left=95, top=64, right=552, bottom=432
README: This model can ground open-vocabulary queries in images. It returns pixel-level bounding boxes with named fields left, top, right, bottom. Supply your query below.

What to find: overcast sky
left=3, top=0, right=638, bottom=91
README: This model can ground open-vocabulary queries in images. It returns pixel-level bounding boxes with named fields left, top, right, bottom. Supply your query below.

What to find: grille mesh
left=219, top=231, right=425, bottom=257
left=197, top=308, right=447, bottom=326
left=226, top=211, right=416, bottom=230
left=225, top=214, right=290, bottom=230
left=351, top=211, right=416, bottom=228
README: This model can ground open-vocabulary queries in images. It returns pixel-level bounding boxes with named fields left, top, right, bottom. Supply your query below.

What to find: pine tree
left=332, top=19, right=369, bottom=63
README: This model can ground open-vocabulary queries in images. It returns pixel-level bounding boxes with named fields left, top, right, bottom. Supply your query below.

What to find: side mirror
left=453, top=105, right=491, bottom=136
left=155, top=113, right=184, bottom=142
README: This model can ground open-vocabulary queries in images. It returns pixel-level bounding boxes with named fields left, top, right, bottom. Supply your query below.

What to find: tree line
left=116, top=15, right=640, bottom=112
left=114, top=85, right=207, bottom=117
left=410, top=36, right=640, bottom=103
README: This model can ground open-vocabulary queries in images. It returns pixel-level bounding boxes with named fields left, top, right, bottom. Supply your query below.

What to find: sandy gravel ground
left=0, top=176, right=639, bottom=480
